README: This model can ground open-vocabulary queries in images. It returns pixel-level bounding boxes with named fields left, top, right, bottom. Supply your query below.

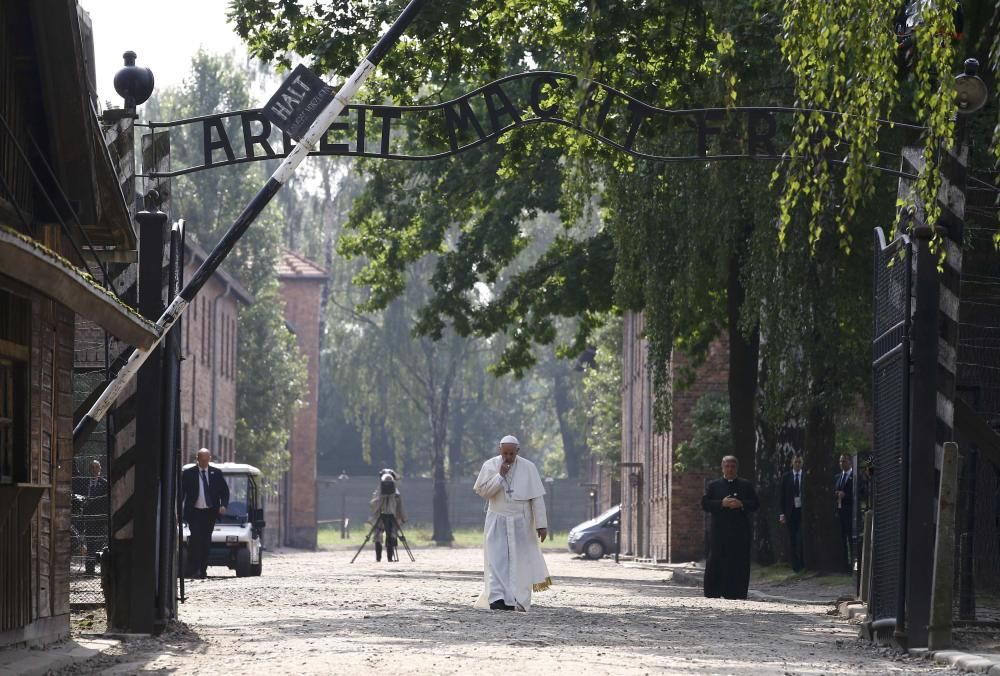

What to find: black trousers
left=786, top=509, right=803, bottom=572
left=188, top=508, right=217, bottom=576
left=375, top=514, right=398, bottom=561
left=837, top=507, right=853, bottom=571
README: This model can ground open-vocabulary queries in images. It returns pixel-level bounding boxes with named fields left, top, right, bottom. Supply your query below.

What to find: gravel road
left=64, top=547, right=960, bottom=675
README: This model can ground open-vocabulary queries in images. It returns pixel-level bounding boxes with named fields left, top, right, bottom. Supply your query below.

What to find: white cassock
left=473, top=455, right=552, bottom=611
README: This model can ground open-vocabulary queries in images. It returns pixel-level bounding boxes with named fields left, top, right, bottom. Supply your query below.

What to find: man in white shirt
left=182, top=449, right=229, bottom=579
left=473, top=435, right=551, bottom=611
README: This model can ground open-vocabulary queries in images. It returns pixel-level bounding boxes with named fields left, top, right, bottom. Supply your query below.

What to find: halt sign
left=262, top=65, right=335, bottom=141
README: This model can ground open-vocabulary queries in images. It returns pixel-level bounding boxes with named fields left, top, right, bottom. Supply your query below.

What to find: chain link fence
left=71, top=324, right=111, bottom=605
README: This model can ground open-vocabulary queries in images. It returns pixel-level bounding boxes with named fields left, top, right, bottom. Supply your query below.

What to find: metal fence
left=71, top=334, right=111, bottom=605
left=868, top=228, right=911, bottom=637
left=953, top=220, right=1000, bottom=622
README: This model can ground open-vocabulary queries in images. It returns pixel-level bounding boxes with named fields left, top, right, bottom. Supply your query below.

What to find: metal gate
left=868, top=227, right=912, bottom=638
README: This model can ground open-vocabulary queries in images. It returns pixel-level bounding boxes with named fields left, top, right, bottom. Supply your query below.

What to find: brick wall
left=278, top=255, right=325, bottom=551
left=671, top=334, right=730, bottom=445
left=178, top=261, right=242, bottom=466
left=668, top=336, right=728, bottom=563
left=669, top=471, right=712, bottom=562
left=621, top=311, right=645, bottom=556
left=621, top=312, right=671, bottom=559
left=620, top=311, right=729, bottom=563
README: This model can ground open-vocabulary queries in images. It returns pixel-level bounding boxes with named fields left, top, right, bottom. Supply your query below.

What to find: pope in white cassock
left=473, top=435, right=552, bottom=611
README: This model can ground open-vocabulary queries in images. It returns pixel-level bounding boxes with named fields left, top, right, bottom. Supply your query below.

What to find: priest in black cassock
left=702, top=455, right=759, bottom=599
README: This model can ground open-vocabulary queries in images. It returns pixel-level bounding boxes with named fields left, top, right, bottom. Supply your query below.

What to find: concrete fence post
left=860, top=509, right=874, bottom=603
left=928, top=441, right=960, bottom=651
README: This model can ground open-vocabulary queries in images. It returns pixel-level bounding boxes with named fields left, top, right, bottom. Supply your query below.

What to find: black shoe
left=489, top=599, right=507, bottom=610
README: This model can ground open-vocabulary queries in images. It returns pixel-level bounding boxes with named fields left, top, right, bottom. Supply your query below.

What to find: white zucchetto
left=500, top=435, right=520, bottom=446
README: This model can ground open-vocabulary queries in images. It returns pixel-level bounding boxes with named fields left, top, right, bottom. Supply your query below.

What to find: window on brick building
left=206, top=298, right=211, bottom=365
left=231, top=316, right=237, bottom=377
left=201, top=297, right=209, bottom=365
left=0, top=289, right=30, bottom=485
left=222, top=312, right=228, bottom=378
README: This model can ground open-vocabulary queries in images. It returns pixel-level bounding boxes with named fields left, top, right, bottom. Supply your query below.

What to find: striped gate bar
left=99, top=116, right=143, bottom=543
left=899, top=144, right=966, bottom=465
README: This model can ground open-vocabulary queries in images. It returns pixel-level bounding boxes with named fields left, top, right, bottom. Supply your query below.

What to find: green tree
left=673, top=393, right=732, bottom=473
left=228, top=0, right=923, bottom=568
left=582, top=314, right=623, bottom=468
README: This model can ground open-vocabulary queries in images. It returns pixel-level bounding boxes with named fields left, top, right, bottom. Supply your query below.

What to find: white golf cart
left=182, top=462, right=265, bottom=577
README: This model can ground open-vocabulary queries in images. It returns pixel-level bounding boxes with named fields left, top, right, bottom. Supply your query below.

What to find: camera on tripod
left=350, top=469, right=415, bottom=564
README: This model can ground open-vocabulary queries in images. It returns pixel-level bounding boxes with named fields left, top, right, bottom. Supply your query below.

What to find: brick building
left=178, top=239, right=252, bottom=464
left=0, top=0, right=157, bottom=647
left=620, top=311, right=726, bottom=562
left=278, top=250, right=327, bottom=550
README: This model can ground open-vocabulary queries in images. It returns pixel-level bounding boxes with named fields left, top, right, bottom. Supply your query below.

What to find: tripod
left=350, top=514, right=415, bottom=563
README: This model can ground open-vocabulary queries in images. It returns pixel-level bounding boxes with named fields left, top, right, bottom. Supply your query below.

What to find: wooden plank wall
left=0, top=492, right=31, bottom=632
left=0, top=289, right=73, bottom=643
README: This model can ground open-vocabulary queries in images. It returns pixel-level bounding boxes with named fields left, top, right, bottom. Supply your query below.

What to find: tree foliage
left=581, top=314, right=623, bottom=467
left=673, top=392, right=732, bottom=473
left=775, top=0, right=960, bottom=247
left=226, top=2, right=994, bottom=568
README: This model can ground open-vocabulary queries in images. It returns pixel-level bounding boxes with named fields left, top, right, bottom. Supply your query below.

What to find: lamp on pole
left=955, top=58, right=988, bottom=115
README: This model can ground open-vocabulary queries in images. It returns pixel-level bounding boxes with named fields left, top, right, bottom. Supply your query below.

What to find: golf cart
left=182, top=462, right=265, bottom=577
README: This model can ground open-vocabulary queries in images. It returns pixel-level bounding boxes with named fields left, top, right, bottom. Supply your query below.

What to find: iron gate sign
left=144, top=70, right=918, bottom=180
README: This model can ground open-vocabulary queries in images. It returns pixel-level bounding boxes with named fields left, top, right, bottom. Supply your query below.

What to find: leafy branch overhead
left=229, top=0, right=988, bottom=437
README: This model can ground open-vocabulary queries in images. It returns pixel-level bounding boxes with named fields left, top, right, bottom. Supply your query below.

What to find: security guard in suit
left=182, top=448, right=230, bottom=578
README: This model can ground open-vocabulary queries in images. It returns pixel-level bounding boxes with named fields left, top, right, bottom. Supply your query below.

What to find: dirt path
left=63, top=548, right=959, bottom=675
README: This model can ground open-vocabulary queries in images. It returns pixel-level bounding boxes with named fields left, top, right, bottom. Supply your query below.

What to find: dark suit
left=835, top=469, right=855, bottom=570
left=702, top=477, right=759, bottom=599
left=780, top=470, right=804, bottom=572
left=71, top=474, right=110, bottom=572
left=182, top=464, right=230, bottom=577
